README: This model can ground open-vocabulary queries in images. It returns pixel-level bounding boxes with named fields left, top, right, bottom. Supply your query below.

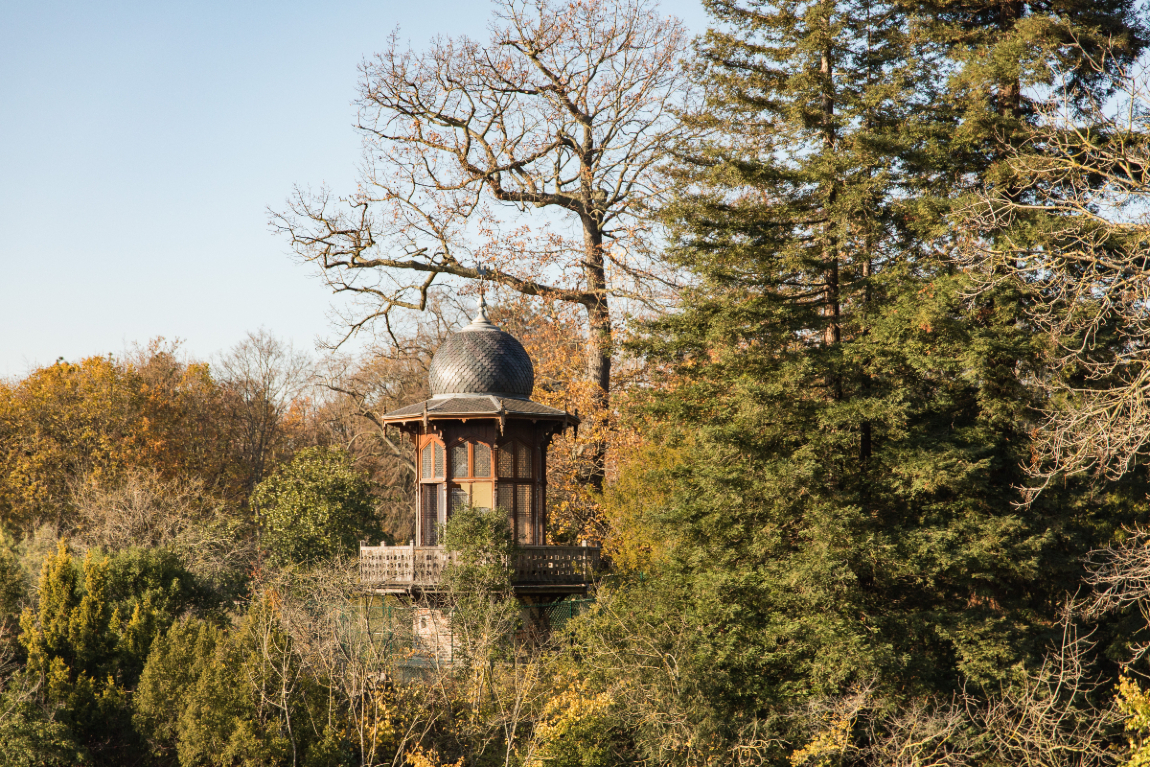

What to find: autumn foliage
left=0, top=347, right=231, bottom=530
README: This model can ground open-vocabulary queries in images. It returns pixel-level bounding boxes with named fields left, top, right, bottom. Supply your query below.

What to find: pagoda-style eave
left=378, top=398, right=579, bottom=438
left=379, top=412, right=579, bottom=429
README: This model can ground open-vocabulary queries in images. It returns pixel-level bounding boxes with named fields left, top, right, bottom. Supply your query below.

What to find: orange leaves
left=0, top=345, right=232, bottom=531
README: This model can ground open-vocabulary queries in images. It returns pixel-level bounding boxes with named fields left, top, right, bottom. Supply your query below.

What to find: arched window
left=421, top=443, right=444, bottom=480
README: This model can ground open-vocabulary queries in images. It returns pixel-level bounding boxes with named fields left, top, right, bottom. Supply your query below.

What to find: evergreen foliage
left=905, top=0, right=1147, bottom=182
left=134, top=606, right=344, bottom=767
left=252, top=447, right=379, bottom=566
left=631, top=0, right=1150, bottom=739
left=0, top=530, right=27, bottom=652
left=0, top=687, right=85, bottom=767
left=14, top=543, right=214, bottom=764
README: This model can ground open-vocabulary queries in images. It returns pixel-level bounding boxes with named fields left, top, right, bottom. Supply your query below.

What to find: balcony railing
left=359, top=543, right=600, bottom=589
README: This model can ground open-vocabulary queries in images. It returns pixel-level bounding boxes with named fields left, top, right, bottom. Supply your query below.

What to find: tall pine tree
left=627, top=0, right=1150, bottom=732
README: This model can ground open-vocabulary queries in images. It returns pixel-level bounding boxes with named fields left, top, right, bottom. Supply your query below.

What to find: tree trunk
left=583, top=249, right=612, bottom=408
left=582, top=221, right=611, bottom=490
left=860, top=256, right=873, bottom=462
left=820, top=39, right=843, bottom=401
left=997, top=0, right=1024, bottom=121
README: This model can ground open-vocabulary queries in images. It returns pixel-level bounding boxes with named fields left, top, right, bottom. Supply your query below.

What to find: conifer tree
left=904, top=0, right=1146, bottom=195
left=629, top=0, right=1150, bottom=738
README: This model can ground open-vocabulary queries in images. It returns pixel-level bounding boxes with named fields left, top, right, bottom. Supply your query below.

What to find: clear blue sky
left=0, top=0, right=707, bottom=378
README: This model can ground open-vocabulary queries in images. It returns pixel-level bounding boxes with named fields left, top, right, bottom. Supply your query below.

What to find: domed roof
left=427, top=303, right=534, bottom=399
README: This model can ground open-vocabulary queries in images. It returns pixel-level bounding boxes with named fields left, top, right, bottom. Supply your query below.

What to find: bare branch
left=273, top=0, right=697, bottom=409
left=957, top=43, right=1150, bottom=493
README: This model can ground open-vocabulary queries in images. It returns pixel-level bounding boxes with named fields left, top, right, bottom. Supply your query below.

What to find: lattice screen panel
left=421, top=486, right=439, bottom=546
left=516, top=484, right=532, bottom=544
left=450, top=444, right=468, bottom=479
left=473, top=443, right=491, bottom=477
left=499, top=444, right=515, bottom=477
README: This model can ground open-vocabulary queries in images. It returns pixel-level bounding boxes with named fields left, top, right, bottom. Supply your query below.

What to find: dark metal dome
left=427, top=304, right=534, bottom=399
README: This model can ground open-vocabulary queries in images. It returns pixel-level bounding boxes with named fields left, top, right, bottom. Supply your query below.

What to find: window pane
left=422, top=485, right=438, bottom=546
left=516, top=484, right=532, bottom=544
left=518, top=443, right=532, bottom=479
left=422, top=444, right=433, bottom=479
left=473, top=443, right=491, bottom=477
left=471, top=481, right=492, bottom=510
left=497, top=484, right=513, bottom=512
left=498, top=444, right=515, bottom=477
left=434, top=444, right=444, bottom=479
left=450, top=443, right=468, bottom=479
left=450, top=488, right=468, bottom=514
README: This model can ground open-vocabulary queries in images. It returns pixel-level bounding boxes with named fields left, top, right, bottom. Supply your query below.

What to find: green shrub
left=252, top=447, right=378, bottom=566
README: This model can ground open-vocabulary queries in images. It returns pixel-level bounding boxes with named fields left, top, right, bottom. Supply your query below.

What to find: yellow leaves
left=540, top=678, right=613, bottom=732
left=364, top=687, right=402, bottom=751
left=1118, top=676, right=1150, bottom=767
left=405, top=746, right=464, bottom=767
left=598, top=442, right=682, bottom=574
left=0, top=345, right=233, bottom=530
left=789, top=713, right=855, bottom=767
left=527, top=675, right=615, bottom=767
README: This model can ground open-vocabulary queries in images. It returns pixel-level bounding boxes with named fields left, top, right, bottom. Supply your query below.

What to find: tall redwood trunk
left=820, top=38, right=843, bottom=402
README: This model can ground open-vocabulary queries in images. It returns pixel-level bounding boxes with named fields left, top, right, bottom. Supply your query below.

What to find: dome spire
left=463, top=294, right=496, bottom=331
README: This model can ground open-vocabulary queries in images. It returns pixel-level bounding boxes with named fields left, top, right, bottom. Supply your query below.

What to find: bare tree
left=861, top=697, right=972, bottom=767
left=1084, top=526, right=1150, bottom=664
left=791, top=684, right=976, bottom=767
left=789, top=634, right=1119, bottom=767
left=250, top=562, right=415, bottom=767
left=215, top=330, right=312, bottom=496
left=313, top=309, right=449, bottom=541
left=275, top=0, right=694, bottom=445
left=958, top=45, right=1150, bottom=495
left=71, top=469, right=255, bottom=584
left=974, top=608, right=1119, bottom=767
left=258, top=553, right=562, bottom=767
left=72, top=470, right=216, bottom=551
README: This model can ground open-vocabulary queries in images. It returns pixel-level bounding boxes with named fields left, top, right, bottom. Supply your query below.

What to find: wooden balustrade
left=359, top=544, right=600, bottom=589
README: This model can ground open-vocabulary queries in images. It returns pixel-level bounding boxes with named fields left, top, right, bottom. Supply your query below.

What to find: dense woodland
left=7, top=0, right=1150, bottom=764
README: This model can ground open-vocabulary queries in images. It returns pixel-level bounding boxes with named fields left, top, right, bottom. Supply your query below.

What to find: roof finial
left=467, top=264, right=495, bottom=329
left=467, top=296, right=495, bottom=329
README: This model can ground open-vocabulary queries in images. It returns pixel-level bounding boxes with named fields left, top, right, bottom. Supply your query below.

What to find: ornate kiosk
left=358, top=302, right=600, bottom=600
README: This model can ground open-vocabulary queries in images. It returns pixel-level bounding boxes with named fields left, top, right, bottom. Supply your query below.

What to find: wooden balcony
left=359, top=543, right=601, bottom=594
